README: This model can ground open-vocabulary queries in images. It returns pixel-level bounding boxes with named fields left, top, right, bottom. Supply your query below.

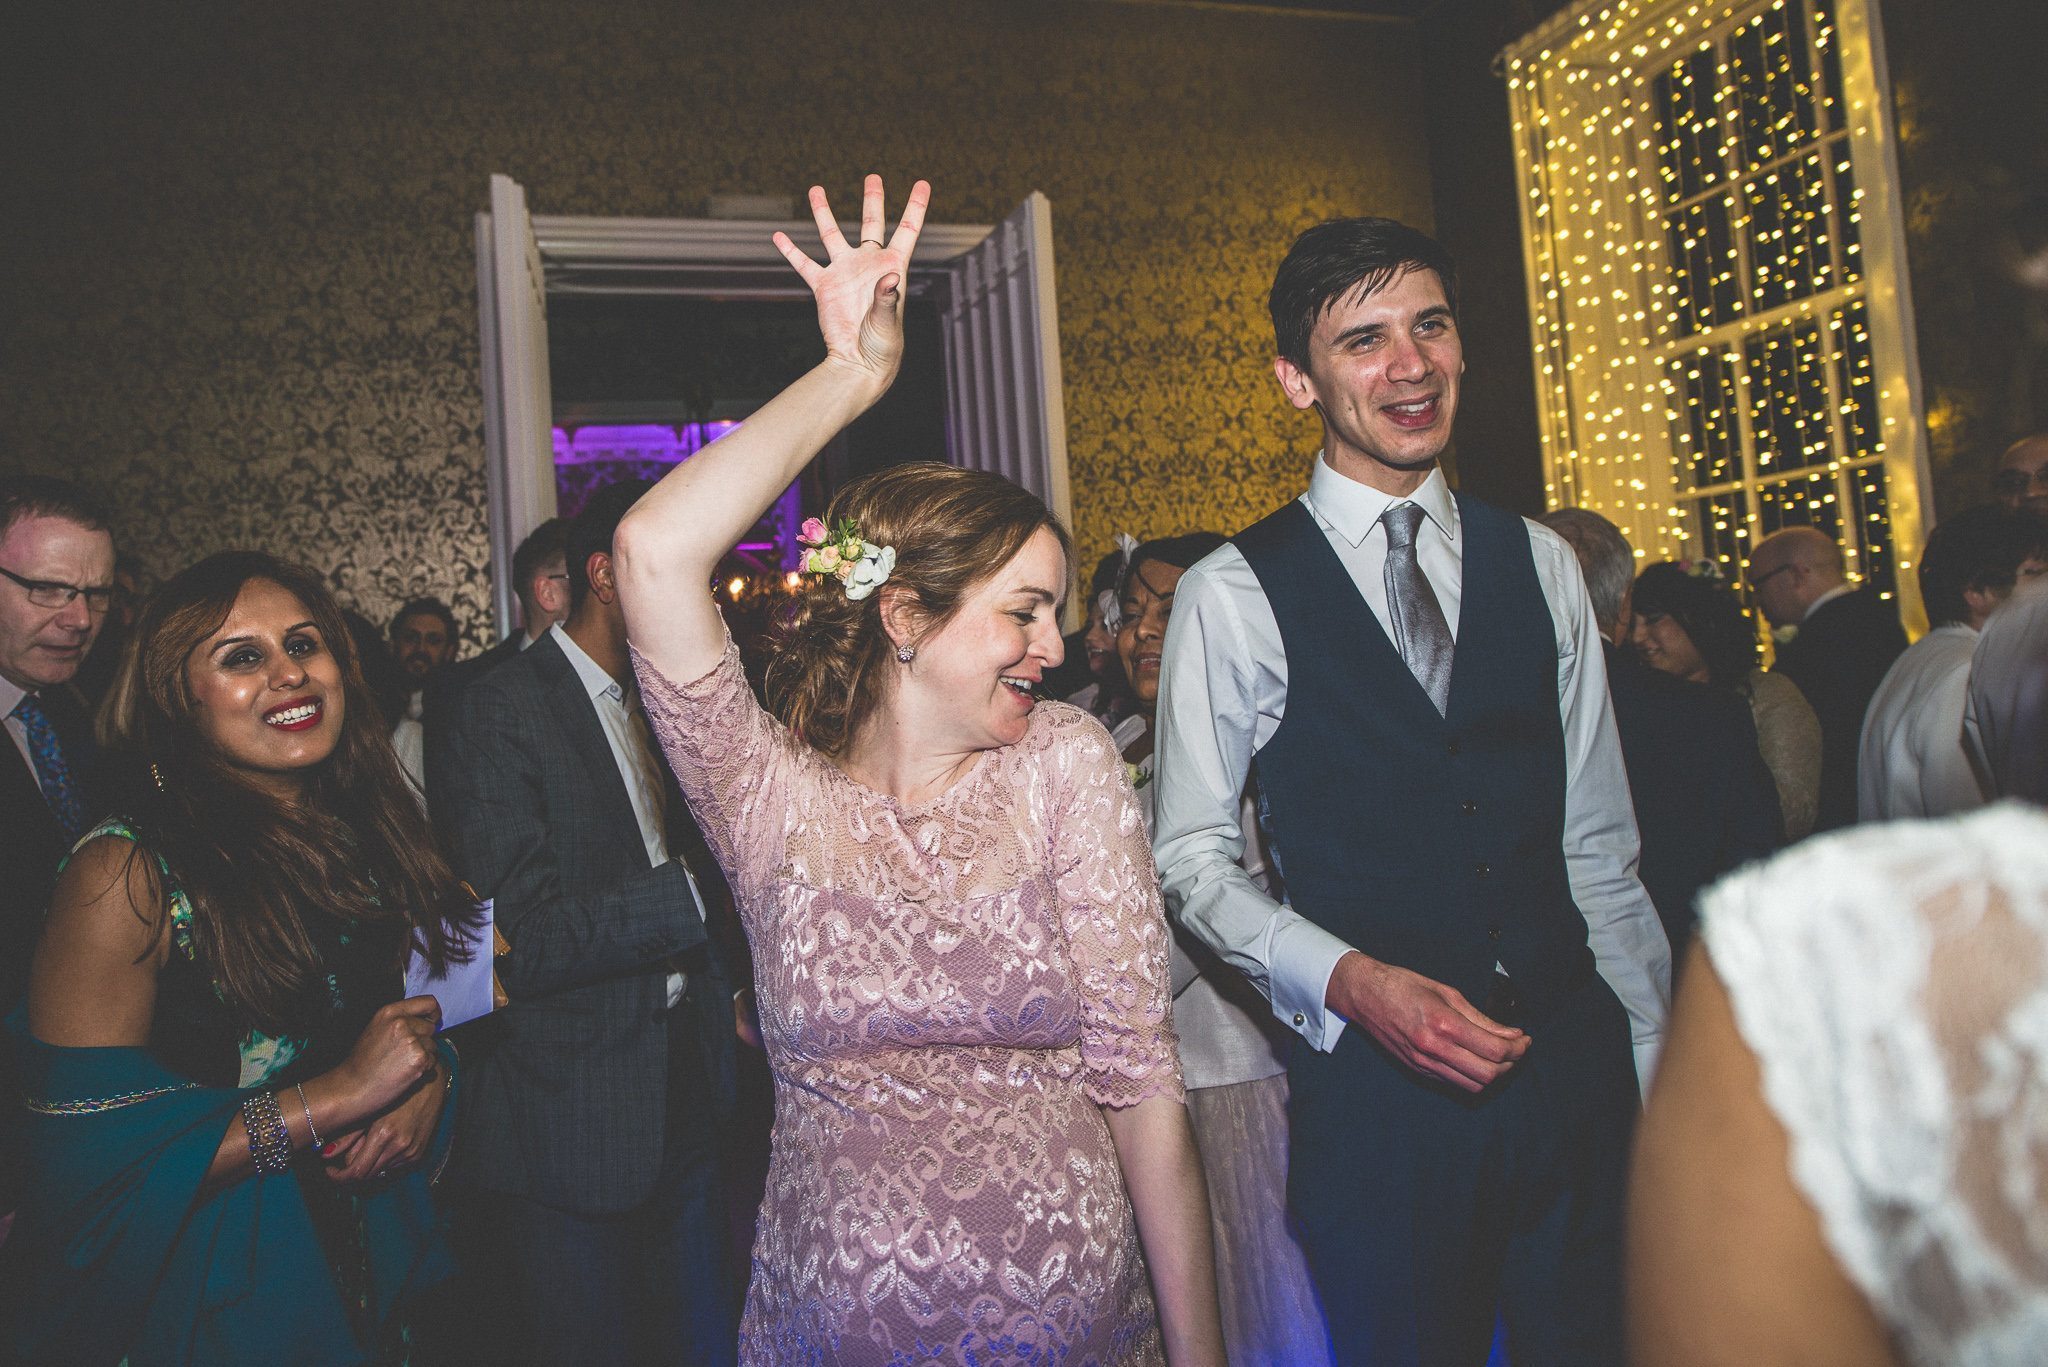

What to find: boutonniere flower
left=1124, top=761, right=1153, bottom=791
left=1770, top=622, right=1800, bottom=646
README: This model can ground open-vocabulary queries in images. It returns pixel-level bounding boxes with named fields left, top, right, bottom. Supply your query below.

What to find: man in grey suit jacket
left=437, top=482, right=743, bottom=1367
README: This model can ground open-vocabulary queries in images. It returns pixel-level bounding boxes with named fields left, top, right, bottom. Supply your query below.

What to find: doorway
left=474, top=178, right=1069, bottom=638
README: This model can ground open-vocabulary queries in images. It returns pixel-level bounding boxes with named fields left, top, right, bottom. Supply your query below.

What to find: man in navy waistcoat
left=1153, top=218, right=1671, bottom=1365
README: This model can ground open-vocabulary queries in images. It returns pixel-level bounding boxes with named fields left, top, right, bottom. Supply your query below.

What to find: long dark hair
left=1630, top=561, right=1759, bottom=689
left=107, top=551, right=478, bottom=1033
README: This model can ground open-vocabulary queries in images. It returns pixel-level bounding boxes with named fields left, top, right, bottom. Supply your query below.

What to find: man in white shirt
left=387, top=595, right=456, bottom=793
left=1965, top=567, right=2048, bottom=805
left=1152, top=217, right=1668, bottom=1365
left=1860, top=505, right=2047, bottom=821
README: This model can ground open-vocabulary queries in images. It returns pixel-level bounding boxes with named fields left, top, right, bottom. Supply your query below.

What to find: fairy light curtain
left=1503, top=0, right=1933, bottom=630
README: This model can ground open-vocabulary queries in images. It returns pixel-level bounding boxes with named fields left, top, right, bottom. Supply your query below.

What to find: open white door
left=476, top=174, right=558, bottom=638
left=938, top=192, right=1072, bottom=538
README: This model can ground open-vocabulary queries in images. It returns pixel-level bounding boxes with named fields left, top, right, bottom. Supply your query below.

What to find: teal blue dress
left=2, top=820, right=458, bottom=1367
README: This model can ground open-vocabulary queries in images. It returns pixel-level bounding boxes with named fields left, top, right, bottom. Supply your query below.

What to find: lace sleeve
left=1044, top=706, right=1185, bottom=1109
left=1699, top=803, right=2048, bottom=1364
left=630, top=637, right=798, bottom=897
left=1746, top=671, right=1822, bottom=841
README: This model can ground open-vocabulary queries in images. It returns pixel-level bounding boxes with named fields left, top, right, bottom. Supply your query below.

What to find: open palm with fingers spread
left=771, top=175, right=931, bottom=385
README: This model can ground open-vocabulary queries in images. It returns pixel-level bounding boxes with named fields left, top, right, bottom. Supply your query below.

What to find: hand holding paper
left=404, top=898, right=500, bottom=1031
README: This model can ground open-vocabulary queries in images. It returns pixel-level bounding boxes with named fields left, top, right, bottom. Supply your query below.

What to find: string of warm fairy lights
left=1504, top=0, right=1923, bottom=615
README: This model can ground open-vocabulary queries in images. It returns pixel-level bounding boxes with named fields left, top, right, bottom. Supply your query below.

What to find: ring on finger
left=859, top=238, right=883, bottom=247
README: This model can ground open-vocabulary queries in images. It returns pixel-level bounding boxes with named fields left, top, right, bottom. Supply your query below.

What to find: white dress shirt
left=1964, top=575, right=2048, bottom=800
left=0, top=673, right=40, bottom=788
left=391, top=688, right=427, bottom=796
left=553, top=623, right=705, bottom=1007
left=1152, top=460, right=1671, bottom=1087
left=1858, top=624, right=1986, bottom=821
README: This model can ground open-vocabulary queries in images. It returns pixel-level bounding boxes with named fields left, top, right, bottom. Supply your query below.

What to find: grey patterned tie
left=1381, top=502, right=1454, bottom=714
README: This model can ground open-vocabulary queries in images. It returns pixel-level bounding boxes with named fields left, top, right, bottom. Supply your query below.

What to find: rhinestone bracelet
left=241, top=1089, right=294, bottom=1176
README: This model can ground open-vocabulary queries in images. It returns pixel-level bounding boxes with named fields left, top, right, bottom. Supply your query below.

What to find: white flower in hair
left=843, top=542, right=897, bottom=601
left=1100, top=532, right=1140, bottom=632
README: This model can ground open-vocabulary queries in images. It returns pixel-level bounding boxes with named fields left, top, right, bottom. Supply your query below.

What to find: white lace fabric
left=1700, top=804, right=2048, bottom=1365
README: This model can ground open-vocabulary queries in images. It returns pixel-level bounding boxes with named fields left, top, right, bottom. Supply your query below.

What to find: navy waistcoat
left=1234, top=494, right=1592, bottom=1021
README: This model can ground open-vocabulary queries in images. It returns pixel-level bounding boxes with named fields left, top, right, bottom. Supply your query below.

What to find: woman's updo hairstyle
left=764, top=462, right=1072, bottom=755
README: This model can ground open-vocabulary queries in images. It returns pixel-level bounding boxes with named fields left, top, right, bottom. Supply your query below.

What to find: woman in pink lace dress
left=614, top=176, right=1225, bottom=1367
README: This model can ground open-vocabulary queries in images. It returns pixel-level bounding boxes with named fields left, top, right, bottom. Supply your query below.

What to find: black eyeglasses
left=1746, top=563, right=1796, bottom=591
left=0, top=564, right=115, bottom=613
left=1992, top=468, right=2048, bottom=496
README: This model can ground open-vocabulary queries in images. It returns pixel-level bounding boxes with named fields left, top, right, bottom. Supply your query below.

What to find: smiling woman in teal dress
left=4, top=551, right=482, bottom=1367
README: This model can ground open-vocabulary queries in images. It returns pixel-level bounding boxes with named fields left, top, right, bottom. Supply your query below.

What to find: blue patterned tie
left=12, top=692, right=86, bottom=839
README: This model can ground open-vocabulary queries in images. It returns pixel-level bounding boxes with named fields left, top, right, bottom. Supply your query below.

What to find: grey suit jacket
left=436, top=632, right=735, bottom=1215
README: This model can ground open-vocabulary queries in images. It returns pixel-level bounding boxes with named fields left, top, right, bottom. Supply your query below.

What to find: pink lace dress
left=634, top=639, right=1183, bottom=1366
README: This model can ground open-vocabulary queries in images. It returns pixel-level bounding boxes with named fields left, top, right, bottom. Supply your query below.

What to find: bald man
left=1995, top=434, right=2048, bottom=515
left=1748, top=526, right=1906, bottom=832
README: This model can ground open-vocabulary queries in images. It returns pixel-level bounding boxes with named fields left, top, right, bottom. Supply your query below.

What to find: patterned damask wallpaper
left=0, top=0, right=1430, bottom=646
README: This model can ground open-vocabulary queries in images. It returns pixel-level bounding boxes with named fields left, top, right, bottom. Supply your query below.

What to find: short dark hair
left=0, top=474, right=113, bottom=541
left=1920, top=505, right=2048, bottom=627
left=1630, top=561, right=1759, bottom=689
left=511, top=517, right=570, bottom=608
left=389, top=596, right=457, bottom=642
left=566, top=480, right=656, bottom=610
left=1269, top=217, right=1459, bottom=367
left=1123, top=532, right=1228, bottom=598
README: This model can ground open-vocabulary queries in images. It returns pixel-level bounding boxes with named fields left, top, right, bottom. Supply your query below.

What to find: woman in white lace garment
left=1630, top=803, right=2048, bottom=1365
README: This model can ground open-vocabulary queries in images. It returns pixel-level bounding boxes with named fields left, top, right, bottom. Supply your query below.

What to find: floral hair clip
left=1685, top=557, right=1726, bottom=583
left=798, top=516, right=897, bottom=601
left=1099, top=533, right=1141, bottom=633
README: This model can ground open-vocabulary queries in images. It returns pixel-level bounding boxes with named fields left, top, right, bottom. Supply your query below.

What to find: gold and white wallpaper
left=1, top=0, right=1433, bottom=646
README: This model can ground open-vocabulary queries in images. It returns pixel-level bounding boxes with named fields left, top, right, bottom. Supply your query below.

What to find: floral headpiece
left=1684, top=557, right=1726, bottom=583
left=1099, top=533, right=1141, bottom=633
left=798, top=516, right=896, bottom=601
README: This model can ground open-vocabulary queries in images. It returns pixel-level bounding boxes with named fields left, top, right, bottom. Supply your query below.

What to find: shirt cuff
left=1270, top=915, right=1357, bottom=1052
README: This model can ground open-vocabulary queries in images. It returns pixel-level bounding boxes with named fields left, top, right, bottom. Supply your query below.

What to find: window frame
left=1503, top=0, right=1932, bottom=632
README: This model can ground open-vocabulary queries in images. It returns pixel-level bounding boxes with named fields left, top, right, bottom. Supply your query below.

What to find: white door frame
left=476, top=189, right=1071, bottom=638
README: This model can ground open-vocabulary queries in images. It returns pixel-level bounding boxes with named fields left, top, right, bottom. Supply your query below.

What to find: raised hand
left=772, top=174, right=931, bottom=387
left=1325, top=950, right=1529, bottom=1092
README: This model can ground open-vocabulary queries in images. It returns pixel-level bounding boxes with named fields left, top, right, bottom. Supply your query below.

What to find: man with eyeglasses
left=0, top=474, right=116, bottom=1244
left=1994, top=433, right=2048, bottom=515
left=1747, top=525, right=1907, bottom=833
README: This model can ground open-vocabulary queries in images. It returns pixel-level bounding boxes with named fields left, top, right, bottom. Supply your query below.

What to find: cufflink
left=1293, top=1012, right=1306, bottom=1027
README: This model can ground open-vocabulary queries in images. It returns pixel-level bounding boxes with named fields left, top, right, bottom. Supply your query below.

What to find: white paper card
left=404, top=899, right=497, bottom=1032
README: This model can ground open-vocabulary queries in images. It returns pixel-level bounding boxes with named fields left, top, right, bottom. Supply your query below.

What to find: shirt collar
left=1303, top=456, right=1458, bottom=549
left=550, top=623, right=625, bottom=704
left=1803, top=582, right=1855, bottom=623
left=0, top=673, right=26, bottom=720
